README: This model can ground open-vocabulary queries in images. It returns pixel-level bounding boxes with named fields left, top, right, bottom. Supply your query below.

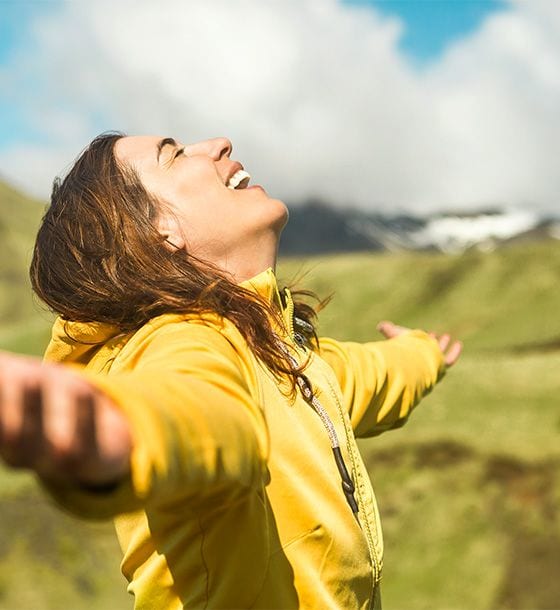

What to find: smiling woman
left=113, top=134, right=288, bottom=281
left=0, top=131, right=460, bottom=609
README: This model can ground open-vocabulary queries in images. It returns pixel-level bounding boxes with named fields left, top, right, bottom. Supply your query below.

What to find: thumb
left=377, top=320, right=408, bottom=339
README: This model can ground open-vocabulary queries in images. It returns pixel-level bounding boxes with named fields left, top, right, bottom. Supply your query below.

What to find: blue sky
left=0, top=1, right=53, bottom=63
left=0, top=1, right=54, bottom=145
left=347, top=0, right=507, bottom=60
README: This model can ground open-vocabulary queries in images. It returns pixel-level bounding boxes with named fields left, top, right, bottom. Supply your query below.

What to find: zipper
left=281, top=331, right=379, bottom=605
left=324, top=374, right=381, bottom=599
left=280, top=287, right=380, bottom=604
left=292, top=368, right=360, bottom=516
left=278, top=288, right=359, bottom=516
left=283, top=287, right=295, bottom=339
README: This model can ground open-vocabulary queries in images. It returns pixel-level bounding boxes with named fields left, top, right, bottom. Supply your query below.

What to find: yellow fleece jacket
left=42, top=267, right=444, bottom=610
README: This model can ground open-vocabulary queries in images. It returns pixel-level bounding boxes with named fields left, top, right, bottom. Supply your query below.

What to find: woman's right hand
left=0, top=351, right=131, bottom=487
left=377, top=320, right=462, bottom=367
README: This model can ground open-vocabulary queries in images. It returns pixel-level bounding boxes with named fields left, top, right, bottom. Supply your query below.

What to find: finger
left=71, top=390, right=100, bottom=481
left=40, top=372, right=79, bottom=474
left=377, top=321, right=406, bottom=339
left=438, top=334, right=451, bottom=353
left=376, top=321, right=394, bottom=338
left=0, top=371, right=25, bottom=466
left=444, top=341, right=463, bottom=367
left=93, top=393, right=132, bottom=482
left=15, top=380, right=44, bottom=468
left=75, top=391, right=97, bottom=455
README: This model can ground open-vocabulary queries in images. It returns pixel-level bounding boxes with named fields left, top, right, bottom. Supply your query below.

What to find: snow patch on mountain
left=280, top=202, right=560, bottom=256
left=410, top=210, right=542, bottom=253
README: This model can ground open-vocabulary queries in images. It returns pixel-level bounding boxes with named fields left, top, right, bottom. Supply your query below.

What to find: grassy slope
left=278, top=241, right=560, bottom=352
left=0, top=190, right=559, bottom=610
left=359, top=351, right=560, bottom=610
left=0, top=181, right=53, bottom=355
left=279, top=247, right=560, bottom=609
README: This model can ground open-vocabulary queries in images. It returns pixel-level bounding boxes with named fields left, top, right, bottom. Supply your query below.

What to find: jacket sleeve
left=41, top=322, right=268, bottom=519
left=317, top=330, right=445, bottom=438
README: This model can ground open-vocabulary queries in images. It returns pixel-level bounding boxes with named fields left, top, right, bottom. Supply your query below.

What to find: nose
left=212, top=137, right=232, bottom=160
left=189, top=137, right=232, bottom=160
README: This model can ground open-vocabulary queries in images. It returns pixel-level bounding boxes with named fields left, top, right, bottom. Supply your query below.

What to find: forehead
left=114, top=135, right=164, bottom=170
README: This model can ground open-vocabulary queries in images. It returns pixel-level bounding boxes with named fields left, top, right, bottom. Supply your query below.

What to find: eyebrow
left=156, top=137, right=178, bottom=162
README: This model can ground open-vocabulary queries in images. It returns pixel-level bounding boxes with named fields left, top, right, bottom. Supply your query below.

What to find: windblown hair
left=30, top=132, right=326, bottom=395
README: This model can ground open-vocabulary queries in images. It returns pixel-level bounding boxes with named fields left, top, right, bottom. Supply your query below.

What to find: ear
left=157, top=213, right=186, bottom=252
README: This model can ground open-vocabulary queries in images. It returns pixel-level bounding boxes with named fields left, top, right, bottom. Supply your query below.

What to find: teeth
left=227, top=169, right=251, bottom=189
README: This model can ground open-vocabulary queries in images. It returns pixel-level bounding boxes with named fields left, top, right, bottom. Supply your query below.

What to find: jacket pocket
left=271, top=523, right=324, bottom=555
left=261, top=524, right=334, bottom=609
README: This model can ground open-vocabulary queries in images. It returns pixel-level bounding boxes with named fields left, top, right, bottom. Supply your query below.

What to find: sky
left=0, top=0, right=559, bottom=215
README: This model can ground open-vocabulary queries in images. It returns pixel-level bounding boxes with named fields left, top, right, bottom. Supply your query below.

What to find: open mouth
left=226, top=169, right=251, bottom=190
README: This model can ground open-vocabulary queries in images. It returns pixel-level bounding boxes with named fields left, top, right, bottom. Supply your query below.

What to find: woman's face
left=114, top=135, right=288, bottom=279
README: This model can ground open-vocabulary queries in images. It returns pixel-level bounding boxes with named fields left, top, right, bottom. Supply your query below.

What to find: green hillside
left=0, top=179, right=559, bottom=609
left=279, top=241, right=560, bottom=353
left=0, top=180, right=52, bottom=354
left=280, top=248, right=560, bottom=609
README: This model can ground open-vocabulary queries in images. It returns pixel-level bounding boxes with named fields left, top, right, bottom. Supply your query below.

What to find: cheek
left=176, top=197, right=235, bottom=252
left=165, top=176, right=228, bottom=227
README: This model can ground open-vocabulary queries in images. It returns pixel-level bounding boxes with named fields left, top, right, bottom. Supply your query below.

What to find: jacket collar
left=240, top=267, right=283, bottom=308
left=240, top=266, right=294, bottom=337
left=45, top=267, right=294, bottom=363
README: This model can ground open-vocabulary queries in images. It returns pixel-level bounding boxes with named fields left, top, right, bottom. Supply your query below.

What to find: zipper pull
left=332, top=447, right=360, bottom=514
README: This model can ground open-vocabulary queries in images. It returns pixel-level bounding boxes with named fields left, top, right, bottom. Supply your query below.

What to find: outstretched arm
left=318, top=321, right=462, bottom=438
left=0, top=321, right=268, bottom=519
left=0, top=351, right=131, bottom=488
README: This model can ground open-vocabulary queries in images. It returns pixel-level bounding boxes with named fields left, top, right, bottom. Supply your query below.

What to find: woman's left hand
left=376, top=320, right=463, bottom=367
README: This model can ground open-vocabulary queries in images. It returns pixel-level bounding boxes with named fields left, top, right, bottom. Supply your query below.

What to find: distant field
left=362, top=350, right=560, bottom=609
left=279, top=246, right=560, bottom=609
left=1, top=243, right=559, bottom=609
left=278, top=241, right=560, bottom=352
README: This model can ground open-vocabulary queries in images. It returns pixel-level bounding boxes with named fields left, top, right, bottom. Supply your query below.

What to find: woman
left=0, top=133, right=461, bottom=609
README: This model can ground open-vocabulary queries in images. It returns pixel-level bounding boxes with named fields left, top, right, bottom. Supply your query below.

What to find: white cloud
left=1, top=0, right=559, bottom=214
left=0, top=143, right=72, bottom=200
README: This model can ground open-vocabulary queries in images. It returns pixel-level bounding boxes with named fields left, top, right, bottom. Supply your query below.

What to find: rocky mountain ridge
left=279, top=201, right=560, bottom=256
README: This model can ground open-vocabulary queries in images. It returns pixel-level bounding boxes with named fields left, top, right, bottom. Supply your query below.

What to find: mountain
left=408, top=208, right=559, bottom=253
left=279, top=201, right=560, bottom=256
left=279, top=200, right=423, bottom=255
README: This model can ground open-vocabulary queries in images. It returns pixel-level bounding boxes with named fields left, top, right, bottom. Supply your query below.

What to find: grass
left=1, top=233, right=559, bottom=608
left=0, top=491, right=130, bottom=610
left=276, top=246, right=560, bottom=608
left=0, top=315, right=55, bottom=356
left=0, top=180, right=47, bottom=343
left=359, top=351, right=560, bottom=609
left=278, top=241, right=560, bottom=352
left=366, top=351, right=560, bottom=461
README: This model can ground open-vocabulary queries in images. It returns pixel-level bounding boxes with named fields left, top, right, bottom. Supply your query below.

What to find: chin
left=269, top=197, right=289, bottom=234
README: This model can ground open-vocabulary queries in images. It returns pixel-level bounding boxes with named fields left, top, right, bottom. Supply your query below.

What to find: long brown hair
left=30, top=132, right=326, bottom=395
